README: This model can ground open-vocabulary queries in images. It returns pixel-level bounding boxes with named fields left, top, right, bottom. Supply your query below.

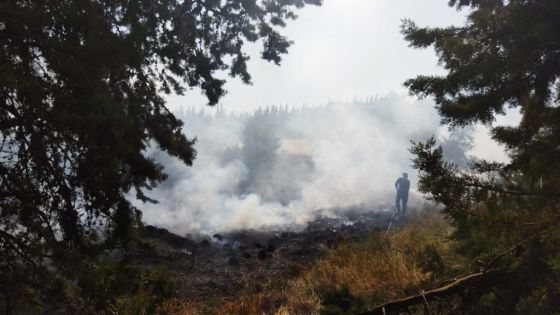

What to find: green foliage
left=0, top=262, right=47, bottom=314
left=63, top=260, right=177, bottom=314
left=319, top=285, right=366, bottom=315
left=0, top=0, right=320, bottom=312
left=404, top=0, right=560, bottom=313
left=416, top=244, right=446, bottom=278
left=0, top=255, right=177, bottom=314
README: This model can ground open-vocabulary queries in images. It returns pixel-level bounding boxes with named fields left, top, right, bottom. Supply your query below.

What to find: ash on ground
left=130, top=205, right=405, bottom=301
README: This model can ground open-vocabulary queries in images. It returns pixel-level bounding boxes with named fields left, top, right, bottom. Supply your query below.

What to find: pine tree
left=403, top=0, right=560, bottom=313
left=0, top=0, right=320, bottom=312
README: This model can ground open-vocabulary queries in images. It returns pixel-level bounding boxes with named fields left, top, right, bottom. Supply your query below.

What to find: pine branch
left=464, top=182, right=560, bottom=198
left=0, top=230, right=36, bottom=267
left=483, top=225, right=557, bottom=270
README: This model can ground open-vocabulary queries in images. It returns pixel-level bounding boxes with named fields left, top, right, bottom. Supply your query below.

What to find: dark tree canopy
left=0, top=0, right=319, bottom=312
left=404, top=0, right=560, bottom=313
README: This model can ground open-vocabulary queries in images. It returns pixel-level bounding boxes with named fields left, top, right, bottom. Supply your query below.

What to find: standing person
left=395, top=173, right=410, bottom=217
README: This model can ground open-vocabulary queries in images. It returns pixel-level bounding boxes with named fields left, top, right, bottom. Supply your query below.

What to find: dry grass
left=158, top=210, right=455, bottom=315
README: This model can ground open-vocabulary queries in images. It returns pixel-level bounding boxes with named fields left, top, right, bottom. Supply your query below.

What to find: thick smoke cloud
left=133, top=94, right=472, bottom=235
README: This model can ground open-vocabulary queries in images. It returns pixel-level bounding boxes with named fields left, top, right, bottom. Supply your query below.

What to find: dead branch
left=359, top=225, right=559, bottom=314
left=357, top=269, right=509, bottom=315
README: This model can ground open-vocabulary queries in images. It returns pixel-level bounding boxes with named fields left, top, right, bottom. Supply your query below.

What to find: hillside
left=117, top=207, right=462, bottom=315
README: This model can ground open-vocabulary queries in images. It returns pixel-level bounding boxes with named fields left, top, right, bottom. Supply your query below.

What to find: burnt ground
left=130, top=206, right=405, bottom=302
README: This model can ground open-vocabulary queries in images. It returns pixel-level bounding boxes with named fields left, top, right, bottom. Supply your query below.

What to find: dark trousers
left=396, top=193, right=408, bottom=216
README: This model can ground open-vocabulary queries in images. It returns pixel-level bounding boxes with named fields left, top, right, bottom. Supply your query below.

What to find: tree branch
left=0, top=230, right=36, bottom=267
left=465, top=182, right=560, bottom=198
left=358, top=269, right=509, bottom=315
left=359, top=225, right=559, bottom=314
left=484, top=225, right=557, bottom=270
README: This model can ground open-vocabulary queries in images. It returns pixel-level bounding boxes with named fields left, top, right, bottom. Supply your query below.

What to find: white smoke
left=133, top=93, right=477, bottom=235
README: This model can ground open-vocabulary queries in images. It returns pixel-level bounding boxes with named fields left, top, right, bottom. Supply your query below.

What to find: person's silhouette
left=395, top=173, right=410, bottom=217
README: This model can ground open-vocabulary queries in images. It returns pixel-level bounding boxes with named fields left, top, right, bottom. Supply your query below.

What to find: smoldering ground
left=132, top=93, right=476, bottom=235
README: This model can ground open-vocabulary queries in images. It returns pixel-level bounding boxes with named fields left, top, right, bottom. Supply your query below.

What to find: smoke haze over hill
left=134, top=94, right=478, bottom=235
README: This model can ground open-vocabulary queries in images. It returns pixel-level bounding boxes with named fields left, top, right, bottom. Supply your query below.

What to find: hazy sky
left=166, top=0, right=521, bottom=162
left=166, top=0, right=468, bottom=112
